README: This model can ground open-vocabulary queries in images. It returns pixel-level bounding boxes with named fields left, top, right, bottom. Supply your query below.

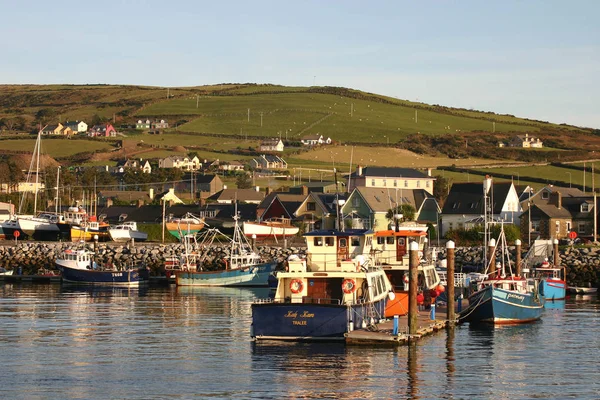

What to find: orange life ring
left=290, top=279, right=304, bottom=294
left=342, top=279, right=357, bottom=294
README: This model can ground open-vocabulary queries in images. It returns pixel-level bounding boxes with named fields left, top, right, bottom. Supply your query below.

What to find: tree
left=385, top=204, right=416, bottom=229
left=35, top=108, right=57, bottom=123
left=433, top=174, right=451, bottom=205
left=235, top=172, right=253, bottom=189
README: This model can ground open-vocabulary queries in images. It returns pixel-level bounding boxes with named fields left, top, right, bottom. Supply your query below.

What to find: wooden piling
left=446, top=240, right=455, bottom=323
left=515, top=239, right=522, bottom=276
left=553, top=238, right=559, bottom=266
left=408, top=241, right=419, bottom=336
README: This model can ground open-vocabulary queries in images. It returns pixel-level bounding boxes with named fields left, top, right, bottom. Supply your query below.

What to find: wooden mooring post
left=408, top=241, right=419, bottom=336
left=515, top=239, right=522, bottom=276
left=446, top=240, right=455, bottom=324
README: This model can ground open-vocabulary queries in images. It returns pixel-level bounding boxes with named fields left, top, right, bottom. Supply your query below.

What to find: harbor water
left=0, top=284, right=599, bottom=399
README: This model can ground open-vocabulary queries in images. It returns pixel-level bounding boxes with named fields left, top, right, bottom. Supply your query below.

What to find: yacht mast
left=34, top=131, right=41, bottom=214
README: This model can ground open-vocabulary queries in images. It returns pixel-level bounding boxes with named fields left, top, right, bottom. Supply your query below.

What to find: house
left=114, top=159, right=152, bottom=174
left=510, top=133, right=543, bottom=148
left=255, top=192, right=306, bottom=221
left=341, top=187, right=440, bottom=231
left=441, top=178, right=522, bottom=236
left=347, top=166, right=435, bottom=194
left=63, top=120, right=88, bottom=133
left=294, top=191, right=344, bottom=231
left=205, top=188, right=265, bottom=204
left=520, top=186, right=592, bottom=241
left=89, top=124, right=116, bottom=137
left=136, top=119, right=151, bottom=129
left=289, top=181, right=339, bottom=195
left=250, top=154, right=287, bottom=170
left=157, top=188, right=184, bottom=206
left=159, top=155, right=200, bottom=170
left=0, top=202, right=15, bottom=223
left=300, top=134, right=331, bottom=146
left=98, top=188, right=156, bottom=207
left=216, top=160, right=245, bottom=172
left=40, top=123, right=64, bottom=135
left=152, top=119, right=169, bottom=129
left=259, top=138, right=284, bottom=152
left=173, top=173, right=224, bottom=198
left=141, top=160, right=152, bottom=174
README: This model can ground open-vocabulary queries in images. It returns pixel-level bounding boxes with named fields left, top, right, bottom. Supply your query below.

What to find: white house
left=158, top=155, right=200, bottom=170
left=347, top=166, right=435, bottom=194
left=63, top=120, right=88, bottom=133
left=259, top=139, right=284, bottom=152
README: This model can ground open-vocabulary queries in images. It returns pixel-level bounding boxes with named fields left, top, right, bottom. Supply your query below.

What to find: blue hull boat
left=176, top=261, right=277, bottom=287
left=461, top=283, right=544, bottom=324
left=540, top=278, right=567, bottom=301
left=252, top=299, right=387, bottom=340
left=60, top=265, right=149, bottom=286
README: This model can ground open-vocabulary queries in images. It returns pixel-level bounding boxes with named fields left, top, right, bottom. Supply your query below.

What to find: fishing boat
left=251, top=228, right=394, bottom=341
left=534, top=259, right=567, bottom=301
left=372, top=227, right=442, bottom=317
left=108, top=221, right=148, bottom=242
left=242, top=217, right=299, bottom=239
left=174, top=213, right=277, bottom=286
left=460, top=227, right=544, bottom=324
left=166, top=213, right=205, bottom=240
left=56, top=247, right=149, bottom=285
left=70, top=219, right=111, bottom=242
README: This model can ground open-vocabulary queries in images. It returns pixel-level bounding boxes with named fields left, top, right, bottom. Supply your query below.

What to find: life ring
left=342, top=279, right=357, bottom=294
left=290, top=279, right=304, bottom=294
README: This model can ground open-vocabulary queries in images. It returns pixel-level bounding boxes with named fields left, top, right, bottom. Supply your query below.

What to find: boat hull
left=70, top=226, right=110, bottom=242
left=243, top=221, right=299, bottom=238
left=58, top=265, right=149, bottom=286
left=109, top=230, right=148, bottom=242
left=462, top=286, right=544, bottom=324
left=166, top=223, right=205, bottom=240
left=251, top=299, right=387, bottom=341
left=540, top=278, right=567, bottom=301
left=175, top=262, right=277, bottom=287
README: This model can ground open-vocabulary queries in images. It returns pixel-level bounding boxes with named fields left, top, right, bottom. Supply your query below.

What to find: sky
left=2, top=0, right=599, bottom=128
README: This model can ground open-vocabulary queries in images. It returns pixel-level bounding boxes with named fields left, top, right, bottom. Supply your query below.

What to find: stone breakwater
left=437, top=246, right=600, bottom=288
left=0, top=242, right=308, bottom=276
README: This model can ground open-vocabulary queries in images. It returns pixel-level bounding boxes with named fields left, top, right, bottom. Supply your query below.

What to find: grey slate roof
left=442, top=182, right=513, bottom=215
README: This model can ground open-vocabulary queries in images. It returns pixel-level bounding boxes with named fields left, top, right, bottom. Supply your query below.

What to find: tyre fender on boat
left=290, top=279, right=304, bottom=294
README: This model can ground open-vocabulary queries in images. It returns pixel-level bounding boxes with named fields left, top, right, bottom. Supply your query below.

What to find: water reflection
left=407, top=342, right=419, bottom=399
left=544, top=299, right=566, bottom=310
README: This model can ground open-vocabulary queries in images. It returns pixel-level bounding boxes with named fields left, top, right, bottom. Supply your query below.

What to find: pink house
left=89, top=123, right=116, bottom=137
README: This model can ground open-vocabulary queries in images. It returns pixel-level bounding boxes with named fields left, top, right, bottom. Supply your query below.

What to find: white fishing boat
left=242, top=217, right=299, bottom=239
left=109, top=221, right=148, bottom=242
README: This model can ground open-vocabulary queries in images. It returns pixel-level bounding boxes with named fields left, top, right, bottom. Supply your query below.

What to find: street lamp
left=566, top=172, right=572, bottom=188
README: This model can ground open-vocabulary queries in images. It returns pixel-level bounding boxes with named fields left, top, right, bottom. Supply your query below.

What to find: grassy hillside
left=0, top=83, right=597, bottom=172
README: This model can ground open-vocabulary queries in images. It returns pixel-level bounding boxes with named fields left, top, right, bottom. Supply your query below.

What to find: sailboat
left=1, top=131, right=62, bottom=240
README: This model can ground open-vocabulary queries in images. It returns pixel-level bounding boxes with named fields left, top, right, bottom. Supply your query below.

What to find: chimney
left=137, top=199, right=144, bottom=208
left=149, top=188, right=154, bottom=200
left=302, top=185, right=309, bottom=196
left=550, top=191, right=562, bottom=209
left=223, top=185, right=227, bottom=190
left=266, top=187, right=272, bottom=195
left=427, top=168, right=432, bottom=177
left=255, top=186, right=260, bottom=192
left=357, top=165, right=363, bottom=176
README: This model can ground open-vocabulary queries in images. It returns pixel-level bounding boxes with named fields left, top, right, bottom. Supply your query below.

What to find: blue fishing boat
left=460, top=228, right=544, bottom=324
left=535, top=259, right=567, bottom=301
left=56, top=248, right=149, bottom=286
left=251, top=228, right=394, bottom=341
left=174, top=213, right=277, bottom=287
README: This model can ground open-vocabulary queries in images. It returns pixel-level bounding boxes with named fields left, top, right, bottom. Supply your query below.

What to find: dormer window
left=542, top=191, right=549, bottom=200
left=581, top=203, right=590, bottom=212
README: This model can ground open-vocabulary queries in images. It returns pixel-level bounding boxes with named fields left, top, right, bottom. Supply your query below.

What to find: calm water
left=0, top=284, right=599, bottom=400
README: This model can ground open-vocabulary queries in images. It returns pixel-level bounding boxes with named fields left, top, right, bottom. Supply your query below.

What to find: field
left=0, top=137, right=113, bottom=158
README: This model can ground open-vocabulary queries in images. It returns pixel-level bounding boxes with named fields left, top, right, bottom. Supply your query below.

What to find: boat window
left=325, top=237, right=334, bottom=247
left=376, top=275, right=384, bottom=296
left=339, top=238, right=347, bottom=248
left=366, top=237, right=372, bottom=246
left=387, top=237, right=394, bottom=245
left=377, top=237, right=385, bottom=245
left=314, top=237, right=323, bottom=246
left=351, top=236, right=360, bottom=246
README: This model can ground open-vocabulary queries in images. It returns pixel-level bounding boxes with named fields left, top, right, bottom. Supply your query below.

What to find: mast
left=34, top=131, right=41, bottom=214
left=55, top=166, right=61, bottom=214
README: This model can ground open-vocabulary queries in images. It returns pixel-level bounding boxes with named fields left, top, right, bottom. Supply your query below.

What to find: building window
left=404, top=180, right=408, bottom=188
left=394, top=180, right=397, bottom=187
left=426, top=181, right=430, bottom=188
left=352, top=197, right=360, bottom=207
left=448, top=222, right=453, bottom=231
left=371, top=179, right=375, bottom=186
left=578, top=223, right=586, bottom=233
left=581, top=203, right=590, bottom=212
left=531, top=221, right=540, bottom=232
left=383, top=179, right=387, bottom=187
left=417, top=180, right=421, bottom=188
left=307, top=202, right=316, bottom=211
left=555, top=221, right=560, bottom=234
left=542, top=191, right=549, bottom=200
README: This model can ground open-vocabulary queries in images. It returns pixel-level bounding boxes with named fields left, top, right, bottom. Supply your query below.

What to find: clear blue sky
left=2, top=0, right=598, bottom=128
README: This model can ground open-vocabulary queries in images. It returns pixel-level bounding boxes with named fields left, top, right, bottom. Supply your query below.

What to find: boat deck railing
left=438, top=271, right=470, bottom=288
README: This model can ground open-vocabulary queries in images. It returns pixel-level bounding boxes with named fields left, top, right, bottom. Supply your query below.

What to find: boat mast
left=55, top=166, right=61, bottom=214
left=34, top=130, right=41, bottom=214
